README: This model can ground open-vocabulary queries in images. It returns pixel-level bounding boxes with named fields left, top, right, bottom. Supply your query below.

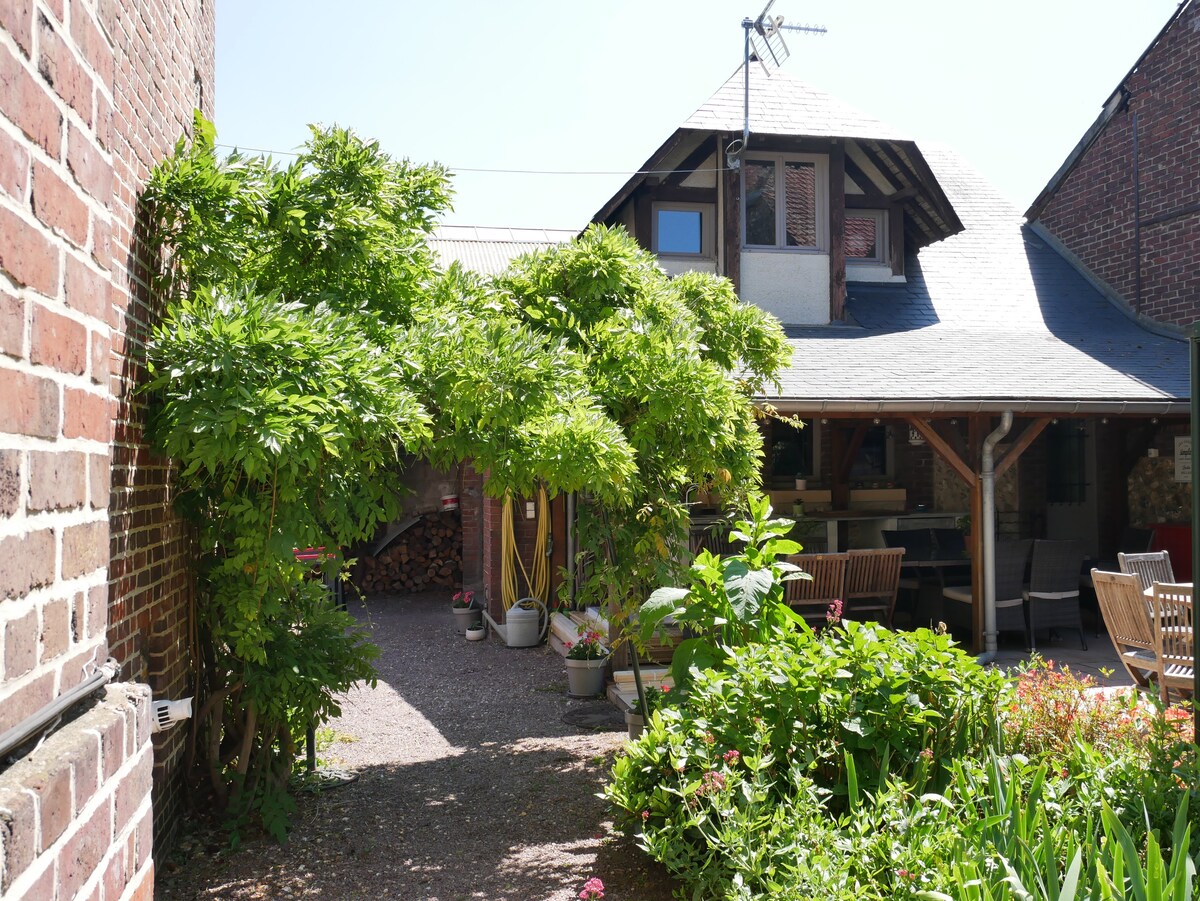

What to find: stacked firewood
left=353, top=513, right=462, bottom=594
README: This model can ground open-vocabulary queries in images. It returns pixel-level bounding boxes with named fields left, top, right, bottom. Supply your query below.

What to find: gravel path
left=157, top=591, right=676, bottom=901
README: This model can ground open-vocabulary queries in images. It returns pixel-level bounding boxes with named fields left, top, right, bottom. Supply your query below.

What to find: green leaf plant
left=494, top=224, right=790, bottom=710
left=141, top=116, right=671, bottom=838
left=638, top=494, right=808, bottom=693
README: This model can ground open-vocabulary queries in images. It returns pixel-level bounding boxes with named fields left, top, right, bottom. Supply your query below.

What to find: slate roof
left=766, top=146, right=1189, bottom=413
left=593, top=67, right=961, bottom=247
left=430, top=225, right=574, bottom=276
left=682, top=66, right=909, bottom=141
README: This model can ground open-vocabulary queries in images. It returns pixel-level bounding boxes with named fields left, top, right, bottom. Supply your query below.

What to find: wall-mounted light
left=524, top=501, right=536, bottom=520
left=872, top=417, right=880, bottom=425
left=908, top=426, right=926, bottom=446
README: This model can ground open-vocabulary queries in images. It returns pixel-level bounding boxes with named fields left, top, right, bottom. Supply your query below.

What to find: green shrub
left=606, top=623, right=1008, bottom=896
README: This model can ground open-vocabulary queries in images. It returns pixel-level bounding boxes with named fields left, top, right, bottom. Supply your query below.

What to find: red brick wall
left=0, top=0, right=215, bottom=886
left=0, top=684, right=154, bottom=900
left=1032, top=2, right=1200, bottom=326
left=101, top=0, right=214, bottom=848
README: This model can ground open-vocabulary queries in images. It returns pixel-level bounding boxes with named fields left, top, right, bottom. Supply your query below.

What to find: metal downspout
left=0, top=659, right=120, bottom=760
left=980, top=411, right=1013, bottom=657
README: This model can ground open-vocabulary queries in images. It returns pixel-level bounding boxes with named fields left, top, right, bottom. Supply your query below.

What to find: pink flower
left=826, top=598, right=843, bottom=623
left=579, top=876, right=605, bottom=900
left=641, top=809, right=650, bottom=821
left=722, top=749, right=740, bottom=764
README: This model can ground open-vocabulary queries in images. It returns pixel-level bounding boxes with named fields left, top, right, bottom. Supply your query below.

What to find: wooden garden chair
left=1150, top=582, right=1194, bottom=704
left=844, top=548, right=904, bottom=628
left=784, top=552, right=848, bottom=626
left=1118, top=550, right=1175, bottom=592
left=1091, top=569, right=1157, bottom=688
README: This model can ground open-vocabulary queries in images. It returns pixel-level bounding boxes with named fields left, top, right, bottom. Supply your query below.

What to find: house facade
left=587, top=66, right=1191, bottom=647
left=1026, top=0, right=1200, bottom=328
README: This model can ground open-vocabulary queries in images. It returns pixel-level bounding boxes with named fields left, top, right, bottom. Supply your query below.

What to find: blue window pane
left=657, top=210, right=703, bottom=254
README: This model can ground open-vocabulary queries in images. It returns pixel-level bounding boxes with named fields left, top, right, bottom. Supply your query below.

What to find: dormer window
left=652, top=202, right=715, bottom=257
left=846, top=210, right=886, bottom=263
left=742, top=154, right=828, bottom=251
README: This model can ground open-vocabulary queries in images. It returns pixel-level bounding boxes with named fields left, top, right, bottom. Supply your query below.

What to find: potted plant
left=564, top=626, right=610, bottom=697
left=451, top=590, right=481, bottom=634
left=625, top=682, right=673, bottom=738
left=465, top=621, right=486, bottom=641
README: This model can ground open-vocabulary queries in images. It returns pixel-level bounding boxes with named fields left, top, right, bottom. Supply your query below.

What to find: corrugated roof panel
left=429, top=225, right=576, bottom=276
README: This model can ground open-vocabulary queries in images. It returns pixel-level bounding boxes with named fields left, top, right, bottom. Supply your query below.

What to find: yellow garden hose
left=500, top=486, right=550, bottom=611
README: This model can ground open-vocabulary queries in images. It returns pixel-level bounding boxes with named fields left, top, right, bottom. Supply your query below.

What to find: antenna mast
left=727, top=1, right=826, bottom=169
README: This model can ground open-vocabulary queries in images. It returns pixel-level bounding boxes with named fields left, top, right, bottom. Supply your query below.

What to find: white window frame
left=845, top=209, right=887, bottom=263
left=651, top=202, right=715, bottom=258
left=741, top=153, right=828, bottom=252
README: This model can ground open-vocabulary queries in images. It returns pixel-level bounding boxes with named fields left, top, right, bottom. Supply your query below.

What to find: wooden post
left=967, top=416, right=986, bottom=651
left=722, top=150, right=741, bottom=293
left=829, top=141, right=846, bottom=322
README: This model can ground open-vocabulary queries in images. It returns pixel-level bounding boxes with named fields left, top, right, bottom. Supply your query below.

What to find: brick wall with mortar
left=0, top=0, right=214, bottom=892
left=1031, top=1, right=1200, bottom=327
left=0, top=685, right=154, bottom=900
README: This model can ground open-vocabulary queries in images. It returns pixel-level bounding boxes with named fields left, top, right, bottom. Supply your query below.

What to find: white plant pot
left=564, top=656, right=608, bottom=698
left=625, top=710, right=645, bottom=739
left=465, top=624, right=486, bottom=641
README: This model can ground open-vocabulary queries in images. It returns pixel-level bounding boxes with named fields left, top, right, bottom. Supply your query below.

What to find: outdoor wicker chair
left=882, top=529, right=935, bottom=623
left=1091, top=569, right=1157, bottom=688
left=1149, top=581, right=1194, bottom=704
left=1118, top=550, right=1175, bottom=593
left=943, top=538, right=1030, bottom=643
left=844, top=547, right=904, bottom=628
left=1024, top=539, right=1086, bottom=650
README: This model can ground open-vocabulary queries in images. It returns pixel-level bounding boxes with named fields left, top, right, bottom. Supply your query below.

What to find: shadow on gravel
left=156, top=591, right=677, bottom=901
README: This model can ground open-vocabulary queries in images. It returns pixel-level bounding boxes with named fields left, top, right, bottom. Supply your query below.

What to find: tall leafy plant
left=496, top=228, right=790, bottom=661
left=638, top=494, right=807, bottom=689
left=144, top=117, right=640, bottom=836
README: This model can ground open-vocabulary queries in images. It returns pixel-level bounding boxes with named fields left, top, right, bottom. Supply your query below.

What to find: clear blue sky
left=216, top=0, right=1180, bottom=230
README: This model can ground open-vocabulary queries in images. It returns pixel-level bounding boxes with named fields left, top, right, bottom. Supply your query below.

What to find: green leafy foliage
left=495, top=226, right=790, bottom=626
left=638, top=494, right=807, bottom=688
left=141, top=117, right=671, bottom=838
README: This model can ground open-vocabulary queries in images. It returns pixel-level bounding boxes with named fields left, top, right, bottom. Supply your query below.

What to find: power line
left=212, top=143, right=734, bottom=178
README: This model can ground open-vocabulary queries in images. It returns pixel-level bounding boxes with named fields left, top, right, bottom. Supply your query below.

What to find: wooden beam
left=994, top=417, right=1050, bottom=479
left=907, top=417, right=977, bottom=487
left=721, top=157, right=740, bottom=292
left=633, top=189, right=651, bottom=252
left=644, top=186, right=717, bottom=204
left=829, top=141, right=846, bottom=322
left=662, top=138, right=717, bottom=189
left=969, top=475, right=984, bottom=651
left=889, top=205, right=905, bottom=277
left=836, top=425, right=870, bottom=486
left=741, top=135, right=839, bottom=156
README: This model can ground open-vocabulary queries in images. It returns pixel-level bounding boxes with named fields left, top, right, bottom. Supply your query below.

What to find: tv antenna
left=727, top=1, right=826, bottom=168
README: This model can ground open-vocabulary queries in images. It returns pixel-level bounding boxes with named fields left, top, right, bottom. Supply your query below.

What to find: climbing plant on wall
left=144, top=116, right=637, bottom=838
